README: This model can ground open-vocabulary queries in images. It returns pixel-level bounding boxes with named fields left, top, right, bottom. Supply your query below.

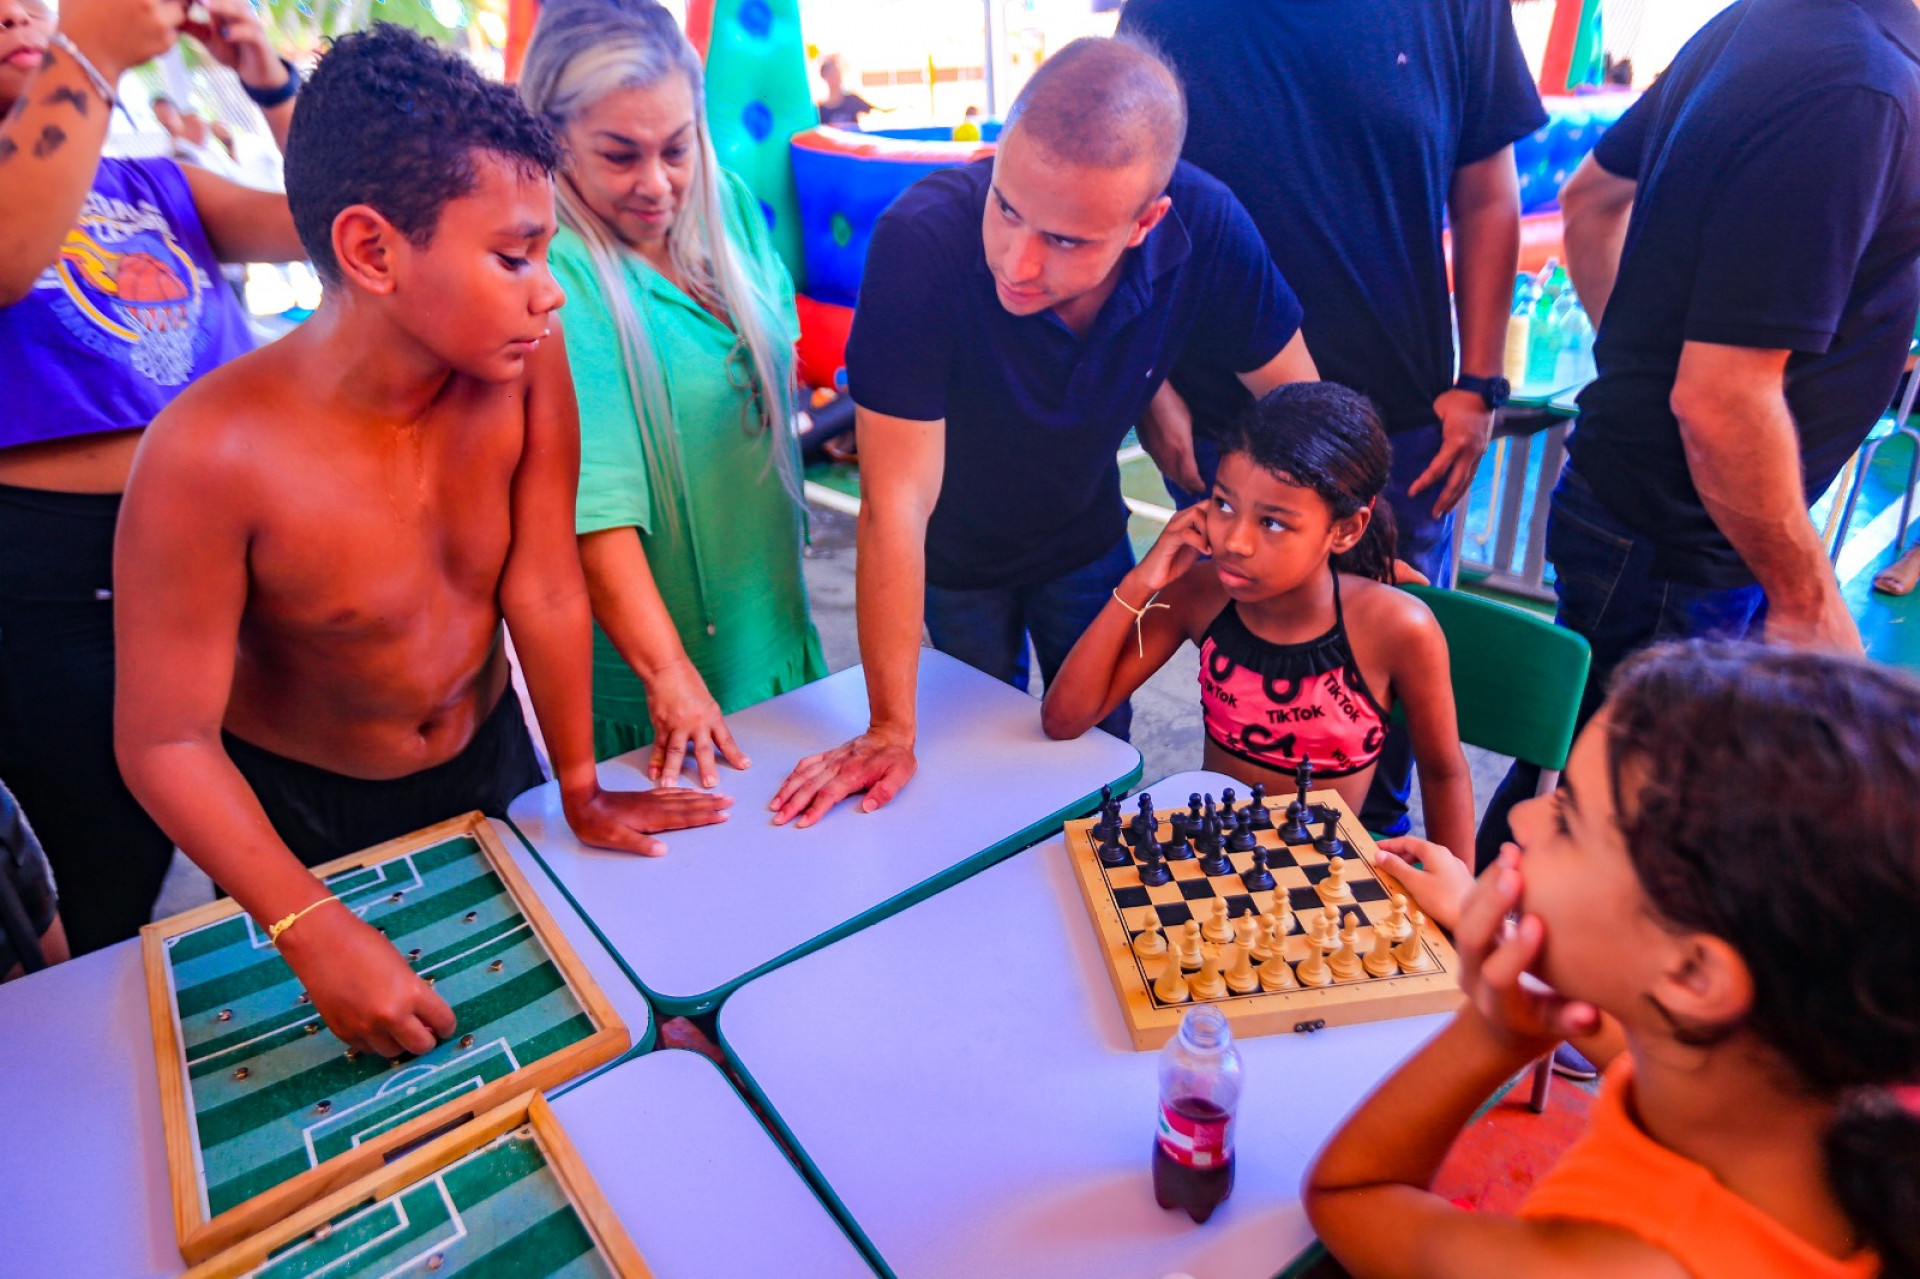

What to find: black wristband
left=243, top=58, right=299, bottom=109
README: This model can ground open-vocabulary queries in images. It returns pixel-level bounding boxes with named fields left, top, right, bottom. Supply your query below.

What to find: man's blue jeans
left=924, top=535, right=1137, bottom=740
left=1474, top=465, right=1766, bottom=867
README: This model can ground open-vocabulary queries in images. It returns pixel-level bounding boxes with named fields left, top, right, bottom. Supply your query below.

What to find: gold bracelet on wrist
left=266, top=896, right=338, bottom=948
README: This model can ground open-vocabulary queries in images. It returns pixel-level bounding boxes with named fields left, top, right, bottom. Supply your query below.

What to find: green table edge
left=503, top=754, right=1144, bottom=1019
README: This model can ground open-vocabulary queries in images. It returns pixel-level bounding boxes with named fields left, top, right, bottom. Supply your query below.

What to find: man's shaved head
left=1002, top=36, right=1186, bottom=194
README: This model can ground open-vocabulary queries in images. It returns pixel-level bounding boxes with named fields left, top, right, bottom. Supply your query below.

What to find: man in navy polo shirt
left=1478, top=0, right=1920, bottom=863
left=1119, top=0, right=1545, bottom=841
left=771, top=37, right=1315, bottom=827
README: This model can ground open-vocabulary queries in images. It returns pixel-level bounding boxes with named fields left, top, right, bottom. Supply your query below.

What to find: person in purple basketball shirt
left=0, top=0, right=304, bottom=953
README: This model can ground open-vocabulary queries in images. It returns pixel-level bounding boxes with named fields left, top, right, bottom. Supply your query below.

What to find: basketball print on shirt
left=45, top=188, right=214, bottom=386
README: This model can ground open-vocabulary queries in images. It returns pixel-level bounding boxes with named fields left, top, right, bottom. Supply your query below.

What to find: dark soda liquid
left=1152, top=1097, right=1235, bottom=1223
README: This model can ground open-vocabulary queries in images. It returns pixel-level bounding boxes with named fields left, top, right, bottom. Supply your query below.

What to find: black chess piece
left=1241, top=844, right=1277, bottom=892
left=1314, top=811, right=1349, bottom=858
left=1167, top=812, right=1190, bottom=846
left=1187, top=792, right=1204, bottom=827
left=1287, top=760, right=1315, bottom=821
left=1163, top=818, right=1195, bottom=860
left=1097, top=836, right=1131, bottom=868
left=1138, top=840, right=1173, bottom=887
left=1198, top=816, right=1234, bottom=876
left=1090, top=788, right=1120, bottom=843
left=1191, top=805, right=1222, bottom=858
left=1225, top=807, right=1258, bottom=854
left=1247, top=782, right=1273, bottom=830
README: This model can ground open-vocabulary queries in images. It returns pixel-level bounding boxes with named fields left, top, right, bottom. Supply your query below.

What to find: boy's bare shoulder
left=142, top=336, right=303, bottom=466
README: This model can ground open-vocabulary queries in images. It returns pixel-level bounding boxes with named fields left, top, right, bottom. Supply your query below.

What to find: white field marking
left=255, top=1194, right=411, bottom=1279
left=188, top=889, right=523, bottom=1068
left=186, top=1012, right=323, bottom=1068
left=234, top=855, right=427, bottom=950
left=300, top=1039, right=520, bottom=1167
left=367, top=1176, right=469, bottom=1279
left=167, top=942, right=215, bottom=1220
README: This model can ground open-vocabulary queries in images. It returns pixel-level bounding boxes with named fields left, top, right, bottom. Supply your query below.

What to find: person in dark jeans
left=770, top=36, right=1317, bottom=827
left=1478, top=0, right=1920, bottom=871
left=1119, top=0, right=1546, bottom=841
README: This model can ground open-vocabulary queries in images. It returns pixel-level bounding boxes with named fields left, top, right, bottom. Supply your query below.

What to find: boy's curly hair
left=285, top=25, right=562, bottom=281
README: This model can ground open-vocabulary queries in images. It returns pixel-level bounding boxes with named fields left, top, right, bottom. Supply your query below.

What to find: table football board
left=143, top=813, right=630, bottom=1263
left=186, top=1092, right=650, bottom=1279
left=1065, top=789, right=1462, bottom=1050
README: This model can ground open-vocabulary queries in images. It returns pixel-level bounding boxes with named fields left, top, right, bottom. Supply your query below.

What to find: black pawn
left=1138, top=841, right=1172, bottom=887
left=1241, top=844, right=1277, bottom=893
left=1314, top=812, right=1349, bottom=859
left=1097, top=836, right=1131, bottom=869
left=1247, top=783, right=1273, bottom=830
left=1187, top=792, right=1204, bottom=827
left=1225, top=807, right=1259, bottom=854
left=1287, top=760, right=1315, bottom=822
left=1199, top=817, right=1234, bottom=876
left=1219, top=786, right=1238, bottom=820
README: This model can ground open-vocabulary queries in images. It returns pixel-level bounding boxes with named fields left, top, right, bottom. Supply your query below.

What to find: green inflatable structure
left=701, top=0, right=815, bottom=289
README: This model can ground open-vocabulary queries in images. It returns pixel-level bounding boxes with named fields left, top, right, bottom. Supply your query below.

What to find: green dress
left=553, top=169, right=826, bottom=760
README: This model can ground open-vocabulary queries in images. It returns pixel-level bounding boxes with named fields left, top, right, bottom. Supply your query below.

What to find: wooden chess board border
left=142, top=812, right=632, bottom=1264
left=183, top=1089, right=651, bottom=1278
left=1065, top=790, right=1463, bottom=1051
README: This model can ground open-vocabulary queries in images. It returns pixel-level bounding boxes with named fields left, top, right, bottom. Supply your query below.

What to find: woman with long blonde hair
left=521, top=0, right=824, bottom=784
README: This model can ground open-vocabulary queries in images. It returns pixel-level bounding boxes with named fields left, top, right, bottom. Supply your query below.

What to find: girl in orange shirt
left=1305, top=641, right=1919, bottom=1278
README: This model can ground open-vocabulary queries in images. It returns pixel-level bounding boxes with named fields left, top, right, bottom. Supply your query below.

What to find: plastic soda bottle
left=1526, top=261, right=1568, bottom=386
left=1152, top=1004, right=1244, bottom=1223
left=1503, top=272, right=1536, bottom=385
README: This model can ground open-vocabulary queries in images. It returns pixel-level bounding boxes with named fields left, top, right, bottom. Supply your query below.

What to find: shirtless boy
left=115, top=27, right=729, bottom=1058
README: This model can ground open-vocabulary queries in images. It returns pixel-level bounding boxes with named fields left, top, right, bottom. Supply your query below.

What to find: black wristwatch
left=1453, top=374, right=1511, bottom=410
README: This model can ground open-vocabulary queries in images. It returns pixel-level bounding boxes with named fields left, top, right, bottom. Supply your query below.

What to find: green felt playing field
left=163, top=833, right=599, bottom=1221
left=245, top=1125, right=614, bottom=1279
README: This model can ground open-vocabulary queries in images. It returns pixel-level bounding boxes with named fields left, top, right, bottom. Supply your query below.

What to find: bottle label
left=1157, top=1101, right=1234, bottom=1169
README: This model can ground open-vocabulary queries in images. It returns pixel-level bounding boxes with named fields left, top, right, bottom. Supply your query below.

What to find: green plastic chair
left=1395, top=583, right=1591, bottom=1114
left=1395, top=583, right=1592, bottom=793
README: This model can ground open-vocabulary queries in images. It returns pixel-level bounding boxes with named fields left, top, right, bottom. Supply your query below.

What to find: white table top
left=507, top=651, right=1141, bottom=1012
left=551, top=1049, right=875, bottom=1277
left=721, top=771, right=1454, bottom=1279
left=0, top=819, right=651, bottom=1278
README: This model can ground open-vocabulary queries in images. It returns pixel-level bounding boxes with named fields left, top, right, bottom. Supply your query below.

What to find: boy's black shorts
left=224, top=689, right=546, bottom=867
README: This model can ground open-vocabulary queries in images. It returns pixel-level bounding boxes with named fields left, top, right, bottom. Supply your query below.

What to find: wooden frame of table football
left=1065, top=790, right=1464, bottom=1051
left=182, top=1089, right=652, bottom=1278
left=142, top=811, right=632, bottom=1264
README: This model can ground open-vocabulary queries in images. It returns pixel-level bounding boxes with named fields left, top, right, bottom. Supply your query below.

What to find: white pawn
left=1203, top=899, right=1235, bottom=945
left=1328, top=918, right=1364, bottom=980
left=1248, top=912, right=1276, bottom=963
left=1259, top=948, right=1300, bottom=990
left=1363, top=920, right=1401, bottom=978
left=1154, top=950, right=1191, bottom=1003
left=1394, top=909, right=1437, bottom=973
left=1225, top=935, right=1259, bottom=994
left=1190, top=946, right=1227, bottom=1001
left=1295, top=913, right=1332, bottom=986
left=1384, top=892, right=1414, bottom=942
left=1133, top=913, right=1168, bottom=960
left=1315, top=854, right=1356, bottom=905
left=1180, top=919, right=1206, bottom=970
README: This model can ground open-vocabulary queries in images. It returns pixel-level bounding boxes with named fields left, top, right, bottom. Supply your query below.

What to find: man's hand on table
left=277, top=902, right=456, bottom=1058
left=770, top=727, right=917, bottom=828
left=563, top=783, right=733, bottom=857
left=1411, top=389, right=1496, bottom=518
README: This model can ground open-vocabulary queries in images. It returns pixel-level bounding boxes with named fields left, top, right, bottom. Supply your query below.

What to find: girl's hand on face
left=1454, top=845, right=1602, bottom=1055
left=1376, top=836, right=1474, bottom=933
left=1128, top=504, right=1211, bottom=598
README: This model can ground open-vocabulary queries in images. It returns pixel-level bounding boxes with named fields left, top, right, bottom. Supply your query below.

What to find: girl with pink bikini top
left=1043, top=381, right=1474, bottom=863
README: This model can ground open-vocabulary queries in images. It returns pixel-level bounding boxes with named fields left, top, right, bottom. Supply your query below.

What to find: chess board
left=184, top=1091, right=650, bottom=1278
left=1065, top=788, right=1462, bottom=1050
left=142, top=813, right=630, bottom=1263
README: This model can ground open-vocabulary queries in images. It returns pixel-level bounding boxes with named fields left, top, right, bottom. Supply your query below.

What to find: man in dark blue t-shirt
left=1121, top=0, right=1545, bottom=841
left=1479, top=0, right=1920, bottom=862
left=771, top=37, right=1314, bottom=827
